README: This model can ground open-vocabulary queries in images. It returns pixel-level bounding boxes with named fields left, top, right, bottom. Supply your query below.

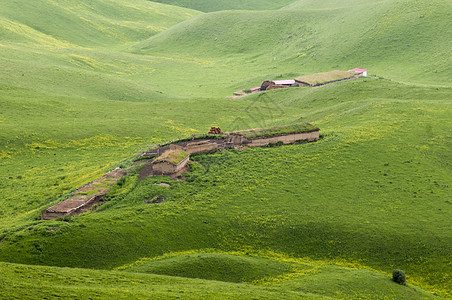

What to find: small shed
left=152, top=149, right=189, bottom=175
left=349, top=68, right=367, bottom=77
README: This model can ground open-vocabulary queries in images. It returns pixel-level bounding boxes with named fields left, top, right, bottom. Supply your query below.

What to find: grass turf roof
left=295, top=70, right=356, bottom=86
left=234, top=123, right=319, bottom=139
left=154, top=150, right=189, bottom=165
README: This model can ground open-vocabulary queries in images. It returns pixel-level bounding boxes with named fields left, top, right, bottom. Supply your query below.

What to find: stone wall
left=153, top=161, right=177, bottom=175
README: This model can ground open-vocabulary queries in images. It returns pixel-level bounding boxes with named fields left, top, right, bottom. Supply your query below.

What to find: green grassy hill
left=2, top=0, right=449, bottom=100
left=0, top=0, right=451, bottom=298
left=118, top=252, right=294, bottom=283
left=0, top=0, right=202, bottom=100
left=0, top=0, right=201, bottom=47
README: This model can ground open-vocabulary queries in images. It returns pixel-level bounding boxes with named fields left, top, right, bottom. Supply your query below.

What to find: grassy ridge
left=0, top=256, right=436, bottom=299
left=147, top=0, right=296, bottom=12
left=117, top=252, right=295, bottom=283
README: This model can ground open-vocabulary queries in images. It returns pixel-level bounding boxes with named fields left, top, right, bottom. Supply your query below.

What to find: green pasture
left=1, top=80, right=450, bottom=297
left=0, top=0, right=451, bottom=298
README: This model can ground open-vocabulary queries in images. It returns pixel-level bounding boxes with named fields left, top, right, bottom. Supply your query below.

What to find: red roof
left=349, top=68, right=367, bottom=72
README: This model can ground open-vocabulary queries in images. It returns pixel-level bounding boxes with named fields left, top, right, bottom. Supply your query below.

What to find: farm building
left=295, top=70, right=356, bottom=86
left=152, top=149, right=190, bottom=175
left=227, top=123, right=320, bottom=146
left=349, top=68, right=367, bottom=77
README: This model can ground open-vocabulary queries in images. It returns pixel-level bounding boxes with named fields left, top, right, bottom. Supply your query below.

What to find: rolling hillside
left=0, top=0, right=204, bottom=100
left=0, top=0, right=451, bottom=298
left=148, top=0, right=296, bottom=12
left=1, top=80, right=450, bottom=296
left=2, top=0, right=450, bottom=100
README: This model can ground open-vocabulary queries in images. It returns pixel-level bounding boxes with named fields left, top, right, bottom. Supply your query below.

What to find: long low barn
left=295, top=70, right=357, bottom=86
